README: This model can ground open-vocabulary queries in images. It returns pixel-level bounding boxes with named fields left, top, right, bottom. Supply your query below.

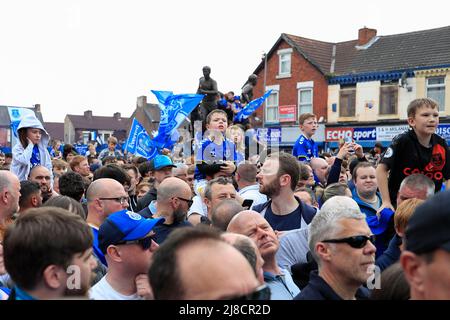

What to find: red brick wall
left=253, top=40, right=328, bottom=126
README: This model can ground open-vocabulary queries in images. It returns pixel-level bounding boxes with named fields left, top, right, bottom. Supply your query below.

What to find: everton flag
left=125, top=118, right=158, bottom=159
left=151, top=90, right=204, bottom=150
left=234, top=90, right=272, bottom=123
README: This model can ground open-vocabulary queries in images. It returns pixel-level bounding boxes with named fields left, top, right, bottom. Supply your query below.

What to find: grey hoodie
left=10, top=113, right=53, bottom=182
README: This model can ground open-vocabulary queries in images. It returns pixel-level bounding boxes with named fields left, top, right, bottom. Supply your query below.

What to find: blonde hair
left=226, top=125, right=245, bottom=153
left=394, top=198, right=424, bottom=234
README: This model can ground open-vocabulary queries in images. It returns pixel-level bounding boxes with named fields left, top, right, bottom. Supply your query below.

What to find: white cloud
left=0, top=0, right=448, bottom=122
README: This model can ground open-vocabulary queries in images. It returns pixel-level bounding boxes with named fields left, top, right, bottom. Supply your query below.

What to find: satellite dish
left=318, top=116, right=324, bottom=123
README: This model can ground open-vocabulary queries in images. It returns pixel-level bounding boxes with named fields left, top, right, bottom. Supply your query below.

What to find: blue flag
left=125, top=118, right=158, bottom=159
left=151, top=90, right=204, bottom=150
left=234, top=90, right=272, bottom=123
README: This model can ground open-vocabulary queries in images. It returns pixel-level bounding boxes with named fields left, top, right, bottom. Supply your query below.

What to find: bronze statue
left=197, top=66, right=218, bottom=118
left=241, top=74, right=258, bottom=104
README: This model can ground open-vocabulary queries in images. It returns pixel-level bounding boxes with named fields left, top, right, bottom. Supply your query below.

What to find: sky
left=0, top=0, right=448, bottom=123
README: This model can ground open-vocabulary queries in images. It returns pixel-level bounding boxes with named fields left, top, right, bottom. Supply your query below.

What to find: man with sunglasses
left=295, top=196, right=376, bottom=300
left=86, top=178, right=130, bottom=266
left=89, top=210, right=164, bottom=300
left=151, top=177, right=193, bottom=244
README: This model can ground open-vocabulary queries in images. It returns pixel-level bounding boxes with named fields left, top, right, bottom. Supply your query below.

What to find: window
left=265, top=91, right=279, bottom=123
left=277, top=48, right=292, bottom=78
left=427, top=77, right=445, bottom=112
left=280, top=53, right=291, bottom=75
left=82, top=131, right=90, bottom=144
left=98, top=130, right=114, bottom=144
left=298, top=88, right=313, bottom=115
left=379, top=84, right=398, bottom=115
left=339, top=86, right=356, bottom=117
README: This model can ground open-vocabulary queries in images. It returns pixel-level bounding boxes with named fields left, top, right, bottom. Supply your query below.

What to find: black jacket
left=136, top=188, right=157, bottom=212
left=294, top=271, right=369, bottom=300
left=252, top=196, right=317, bottom=226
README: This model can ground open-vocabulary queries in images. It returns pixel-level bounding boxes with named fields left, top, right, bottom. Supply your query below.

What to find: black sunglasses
left=322, top=235, right=376, bottom=249
left=227, top=284, right=271, bottom=300
left=98, top=196, right=129, bottom=205
left=115, top=235, right=157, bottom=250
left=176, top=196, right=193, bottom=207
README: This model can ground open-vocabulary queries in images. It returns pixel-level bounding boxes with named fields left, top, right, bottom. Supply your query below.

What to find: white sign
left=376, top=125, right=409, bottom=141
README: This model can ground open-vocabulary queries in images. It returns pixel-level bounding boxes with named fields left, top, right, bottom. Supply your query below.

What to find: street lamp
left=262, top=52, right=267, bottom=127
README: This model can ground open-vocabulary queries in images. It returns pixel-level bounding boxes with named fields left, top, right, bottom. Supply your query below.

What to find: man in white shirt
left=236, top=163, right=267, bottom=208
left=89, top=210, right=164, bottom=300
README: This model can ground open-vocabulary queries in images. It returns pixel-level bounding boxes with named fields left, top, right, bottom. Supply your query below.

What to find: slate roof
left=66, top=114, right=130, bottom=131
left=254, top=25, right=450, bottom=78
left=333, top=25, right=450, bottom=75
left=44, top=122, right=64, bottom=141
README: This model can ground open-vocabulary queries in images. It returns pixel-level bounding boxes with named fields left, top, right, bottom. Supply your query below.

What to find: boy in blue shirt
left=292, top=113, right=319, bottom=162
left=195, top=109, right=237, bottom=183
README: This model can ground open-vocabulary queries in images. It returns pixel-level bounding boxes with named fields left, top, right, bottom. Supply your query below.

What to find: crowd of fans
left=0, top=97, right=449, bottom=301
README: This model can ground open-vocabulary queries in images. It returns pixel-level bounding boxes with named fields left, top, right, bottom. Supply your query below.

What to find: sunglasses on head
left=322, top=235, right=376, bottom=249
left=226, top=284, right=271, bottom=301
left=115, top=234, right=157, bottom=250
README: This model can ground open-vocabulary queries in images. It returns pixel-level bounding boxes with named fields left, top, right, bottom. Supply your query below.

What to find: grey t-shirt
left=276, top=227, right=310, bottom=272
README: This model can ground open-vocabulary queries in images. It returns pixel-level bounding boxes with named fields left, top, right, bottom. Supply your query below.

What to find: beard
left=260, top=178, right=281, bottom=198
left=173, top=208, right=187, bottom=223
left=63, top=271, right=95, bottom=298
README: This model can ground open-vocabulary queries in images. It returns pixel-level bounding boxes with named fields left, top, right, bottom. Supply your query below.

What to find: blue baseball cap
left=150, top=155, right=176, bottom=171
left=98, top=210, right=165, bottom=254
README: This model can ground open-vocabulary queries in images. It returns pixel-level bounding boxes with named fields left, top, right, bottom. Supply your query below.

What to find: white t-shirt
left=238, top=184, right=268, bottom=209
left=89, top=276, right=142, bottom=300
left=187, top=195, right=207, bottom=218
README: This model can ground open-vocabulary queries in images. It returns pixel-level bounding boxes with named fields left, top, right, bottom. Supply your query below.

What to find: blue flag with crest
left=151, top=90, right=204, bottom=150
left=125, top=118, right=158, bottom=159
left=234, top=90, right=272, bottom=123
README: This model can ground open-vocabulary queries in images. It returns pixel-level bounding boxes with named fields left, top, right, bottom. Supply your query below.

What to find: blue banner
left=125, top=118, right=158, bottom=159
left=234, top=90, right=272, bottom=123
left=73, top=144, right=88, bottom=156
left=151, top=90, right=204, bottom=150
left=256, top=127, right=281, bottom=145
left=7, top=107, right=36, bottom=147
left=353, top=127, right=376, bottom=141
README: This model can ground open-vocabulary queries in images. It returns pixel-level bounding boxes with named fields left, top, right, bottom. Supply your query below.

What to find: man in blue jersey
left=292, top=113, right=319, bottom=162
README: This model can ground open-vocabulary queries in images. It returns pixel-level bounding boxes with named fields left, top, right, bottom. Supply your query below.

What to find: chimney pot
left=84, top=110, right=93, bottom=119
left=358, top=27, right=377, bottom=46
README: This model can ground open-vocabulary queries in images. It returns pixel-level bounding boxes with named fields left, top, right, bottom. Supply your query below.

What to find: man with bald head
left=149, top=226, right=267, bottom=300
left=210, top=199, right=243, bottom=231
left=0, top=171, right=21, bottom=240
left=310, top=157, right=329, bottom=187
left=86, top=178, right=129, bottom=266
left=28, top=165, right=57, bottom=203
left=152, top=177, right=193, bottom=244
left=221, top=232, right=265, bottom=285
left=227, top=210, right=300, bottom=299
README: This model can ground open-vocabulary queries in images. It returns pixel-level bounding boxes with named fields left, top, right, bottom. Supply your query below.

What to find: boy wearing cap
left=89, top=210, right=164, bottom=300
left=400, top=190, right=450, bottom=299
left=377, top=98, right=450, bottom=211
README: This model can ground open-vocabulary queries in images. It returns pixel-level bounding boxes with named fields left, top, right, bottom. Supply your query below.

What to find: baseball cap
left=98, top=210, right=165, bottom=254
left=150, top=155, right=176, bottom=171
left=405, top=190, right=450, bottom=254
